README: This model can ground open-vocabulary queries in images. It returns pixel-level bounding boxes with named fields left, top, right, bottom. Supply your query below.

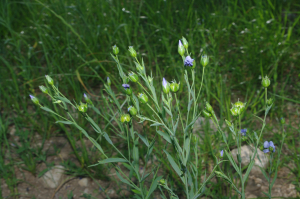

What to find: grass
left=1, top=0, right=300, bottom=198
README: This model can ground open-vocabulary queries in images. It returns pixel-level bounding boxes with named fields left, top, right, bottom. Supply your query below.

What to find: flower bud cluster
left=230, top=100, right=246, bottom=117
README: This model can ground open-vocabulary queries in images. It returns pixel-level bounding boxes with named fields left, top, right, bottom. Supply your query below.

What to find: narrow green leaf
left=188, top=99, right=194, bottom=112
left=41, top=106, right=55, bottom=113
left=184, top=114, right=199, bottom=134
left=164, top=106, right=172, bottom=117
left=173, top=115, right=179, bottom=134
left=150, top=122, right=163, bottom=127
left=103, top=132, right=113, bottom=145
left=55, top=96, right=72, bottom=105
left=97, top=158, right=128, bottom=164
left=157, top=130, right=171, bottom=143
left=265, top=104, right=273, bottom=117
left=140, top=172, right=151, bottom=183
left=55, top=120, right=73, bottom=125
left=225, top=150, right=240, bottom=173
left=147, top=176, right=163, bottom=198
left=86, top=116, right=102, bottom=134
left=163, top=150, right=184, bottom=182
left=115, top=171, right=135, bottom=188
left=91, top=106, right=101, bottom=115
left=243, top=160, right=255, bottom=183
left=137, top=134, right=149, bottom=147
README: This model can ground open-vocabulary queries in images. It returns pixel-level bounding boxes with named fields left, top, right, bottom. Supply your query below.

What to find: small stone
left=83, top=188, right=90, bottom=194
left=78, top=178, right=89, bottom=187
left=231, top=145, right=268, bottom=176
left=246, top=194, right=257, bottom=198
left=41, top=165, right=65, bottom=188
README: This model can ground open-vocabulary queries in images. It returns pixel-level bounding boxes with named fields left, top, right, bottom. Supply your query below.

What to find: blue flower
left=184, top=56, right=194, bottom=67
left=162, top=77, right=168, bottom=88
left=263, top=141, right=275, bottom=153
left=240, top=128, right=247, bottom=136
left=179, top=40, right=183, bottom=47
left=122, top=84, right=130, bottom=90
left=220, top=150, right=224, bottom=157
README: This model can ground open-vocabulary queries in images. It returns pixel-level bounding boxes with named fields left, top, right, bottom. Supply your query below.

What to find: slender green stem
left=185, top=173, right=189, bottom=199
left=195, top=67, right=205, bottom=106
left=175, top=93, right=185, bottom=132
left=137, top=81, right=160, bottom=111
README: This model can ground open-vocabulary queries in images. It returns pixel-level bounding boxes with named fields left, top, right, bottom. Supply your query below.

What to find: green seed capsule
left=170, top=82, right=180, bottom=93
left=77, top=102, right=88, bottom=113
left=262, top=76, right=271, bottom=88
left=138, top=93, right=148, bottom=104
left=120, top=114, right=131, bottom=123
left=128, top=72, right=138, bottom=83
left=267, top=98, right=273, bottom=105
left=230, top=106, right=239, bottom=117
left=128, top=106, right=137, bottom=116
left=202, top=110, right=212, bottom=118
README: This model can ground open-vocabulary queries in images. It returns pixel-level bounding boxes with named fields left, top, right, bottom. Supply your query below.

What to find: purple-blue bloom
left=122, top=84, right=130, bottom=90
left=184, top=56, right=194, bottom=67
left=84, top=93, right=87, bottom=98
left=263, top=141, right=275, bottom=153
left=179, top=40, right=183, bottom=47
left=220, top=150, right=224, bottom=157
left=29, top=95, right=34, bottom=100
left=240, top=128, right=247, bottom=136
left=162, top=77, right=168, bottom=88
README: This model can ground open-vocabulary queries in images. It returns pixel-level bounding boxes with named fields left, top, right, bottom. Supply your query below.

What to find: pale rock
left=83, top=188, right=90, bottom=194
left=246, top=194, right=257, bottom=198
left=78, top=178, right=89, bottom=187
left=231, top=145, right=268, bottom=176
left=41, top=165, right=65, bottom=188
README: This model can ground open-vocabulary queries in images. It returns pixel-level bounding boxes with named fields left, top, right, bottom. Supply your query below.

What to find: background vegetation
left=1, top=0, right=300, bottom=198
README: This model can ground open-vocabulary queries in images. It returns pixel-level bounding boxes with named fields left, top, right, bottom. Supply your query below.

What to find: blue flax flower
left=184, top=56, right=194, bottom=67
left=263, top=141, right=275, bottom=153
left=122, top=84, right=130, bottom=90
left=220, top=150, right=224, bottom=157
left=240, top=128, right=247, bottom=136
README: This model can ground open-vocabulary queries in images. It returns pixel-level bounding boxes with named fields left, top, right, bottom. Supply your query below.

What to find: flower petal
left=263, top=141, right=269, bottom=148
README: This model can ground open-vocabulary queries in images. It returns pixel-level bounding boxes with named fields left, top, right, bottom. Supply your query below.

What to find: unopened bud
left=178, top=40, right=185, bottom=56
left=162, top=78, right=170, bottom=94
left=39, top=85, right=48, bottom=94
left=181, top=37, right=188, bottom=49
left=128, top=46, right=137, bottom=58
left=200, top=55, right=209, bottom=67
left=30, top=95, right=40, bottom=105
left=112, top=45, right=119, bottom=55
left=45, top=75, right=54, bottom=85
left=262, top=76, right=271, bottom=88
